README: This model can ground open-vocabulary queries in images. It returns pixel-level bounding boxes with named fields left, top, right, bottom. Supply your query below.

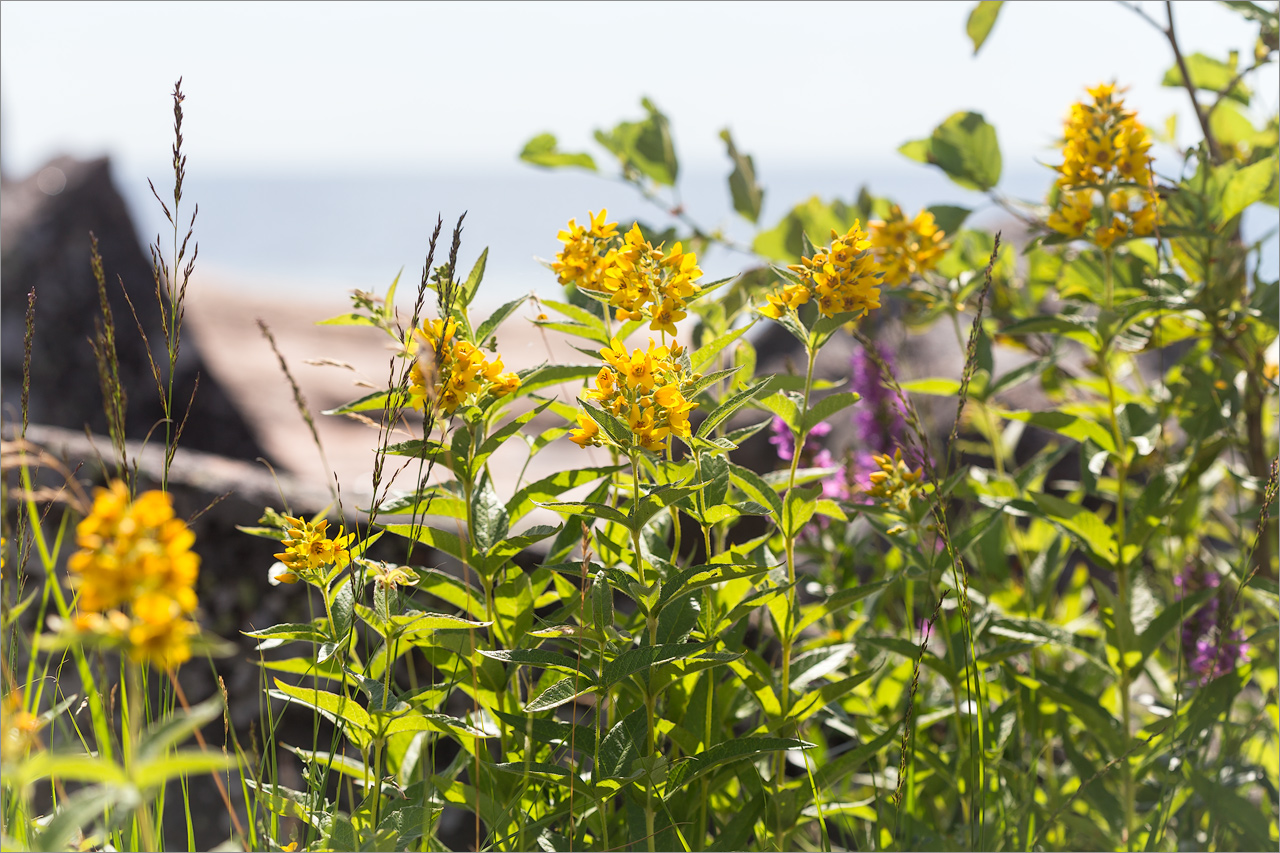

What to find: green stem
left=1102, top=244, right=1136, bottom=852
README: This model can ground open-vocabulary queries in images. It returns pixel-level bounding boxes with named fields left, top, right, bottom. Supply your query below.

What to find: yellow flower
left=1049, top=83, right=1161, bottom=247
left=864, top=449, right=926, bottom=512
left=274, top=516, right=355, bottom=580
left=763, top=225, right=882, bottom=320
left=569, top=411, right=601, bottom=448
left=67, top=481, right=201, bottom=669
left=869, top=206, right=951, bottom=287
left=407, top=316, right=518, bottom=413
left=554, top=213, right=701, bottom=336
left=2, top=691, right=42, bottom=762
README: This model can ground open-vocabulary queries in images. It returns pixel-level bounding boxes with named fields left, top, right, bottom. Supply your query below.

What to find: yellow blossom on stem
left=275, top=515, right=355, bottom=579
left=761, top=224, right=884, bottom=320
left=67, top=480, right=201, bottom=669
left=868, top=205, right=951, bottom=287
left=864, top=449, right=927, bottom=513
left=1048, top=82, right=1161, bottom=247
left=407, top=316, right=521, bottom=414
left=553, top=212, right=703, bottom=333
left=568, top=338, right=697, bottom=452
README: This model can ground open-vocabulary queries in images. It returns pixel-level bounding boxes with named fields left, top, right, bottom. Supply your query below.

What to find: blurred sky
left=2, top=0, right=1277, bottom=179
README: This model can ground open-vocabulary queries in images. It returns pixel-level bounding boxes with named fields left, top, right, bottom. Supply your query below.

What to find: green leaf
left=729, top=463, right=784, bottom=519
left=459, top=248, right=489, bottom=308
left=492, top=710, right=596, bottom=755
left=602, top=643, right=710, bottom=688
left=479, top=648, right=598, bottom=683
left=583, top=403, right=635, bottom=447
left=898, top=138, right=933, bottom=165
left=782, top=486, right=821, bottom=537
left=471, top=472, right=509, bottom=555
left=595, top=98, right=679, bottom=186
left=520, top=133, right=598, bottom=171
left=697, top=377, right=774, bottom=437
left=1000, top=314, right=1102, bottom=349
left=316, top=312, right=377, bottom=327
left=1000, top=409, right=1116, bottom=452
left=900, top=377, right=962, bottom=396
left=1162, top=52, right=1251, bottom=105
left=692, top=323, right=755, bottom=373
left=802, top=391, right=861, bottom=433
left=323, top=389, right=407, bottom=416
left=507, top=465, right=622, bottom=522
left=1031, top=493, right=1118, bottom=565
left=1221, top=157, right=1278, bottom=221
left=966, top=1, right=1004, bottom=54
left=927, top=204, right=972, bottom=235
left=242, top=621, right=329, bottom=646
left=925, top=111, right=1003, bottom=191
left=132, top=751, right=238, bottom=790
left=383, top=523, right=466, bottom=562
left=525, top=676, right=597, bottom=712
left=517, top=364, right=600, bottom=396
left=658, top=563, right=770, bottom=610
left=540, top=499, right=629, bottom=526
left=271, top=679, right=372, bottom=744
left=797, top=579, right=893, bottom=633
left=720, top=129, right=764, bottom=223
left=329, top=575, right=355, bottom=648
left=33, top=784, right=139, bottom=853
left=474, top=294, right=529, bottom=347
left=137, top=695, right=224, bottom=762
left=666, top=737, right=812, bottom=792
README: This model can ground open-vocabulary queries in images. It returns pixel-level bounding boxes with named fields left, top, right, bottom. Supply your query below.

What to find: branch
left=1166, top=1, right=1223, bottom=163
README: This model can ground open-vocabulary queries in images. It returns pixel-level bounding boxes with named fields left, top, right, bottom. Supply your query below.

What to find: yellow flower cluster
left=553, top=210, right=703, bottom=337
left=869, top=206, right=950, bottom=287
left=273, top=515, right=356, bottom=585
left=864, top=450, right=926, bottom=513
left=2, top=690, right=41, bottom=762
left=408, top=317, right=520, bottom=415
left=760, top=224, right=883, bottom=320
left=569, top=337, right=697, bottom=452
left=1048, top=83, right=1161, bottom=247
left=68, top=481, right=200, bottom=670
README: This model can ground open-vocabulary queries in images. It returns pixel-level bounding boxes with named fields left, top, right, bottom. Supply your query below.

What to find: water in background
left=117, top=159, right=1277, bottom=309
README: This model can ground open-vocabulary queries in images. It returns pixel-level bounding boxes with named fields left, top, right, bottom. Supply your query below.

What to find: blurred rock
left=0, top=155, right=266, bottom=461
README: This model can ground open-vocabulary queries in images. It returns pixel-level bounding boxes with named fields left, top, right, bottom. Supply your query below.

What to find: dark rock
left=0, top=156, right=266, bottom=462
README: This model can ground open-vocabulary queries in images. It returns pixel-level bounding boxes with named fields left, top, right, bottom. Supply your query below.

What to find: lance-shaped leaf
left=666, top=737, right=811, bottom=792
left=270, top=679, right=372, bottom=746
left=524, top=676, right=599, bottom=712
left=802, top=391, right=861, bottom=433
left=966, top=1, right=1003, bottom=54
left=602, top=642, right=710, bottom=688
left=479, top=648, right=598, bottom=684
left=697, top=376, right=774, bottom=437
left=720, top=128, right=764, bottom=223
left=520, top=133, right=598, bottom=171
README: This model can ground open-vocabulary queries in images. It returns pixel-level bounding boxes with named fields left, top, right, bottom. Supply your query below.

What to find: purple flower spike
left=851, top=342, right=906, bottom=457
left=768, top=416, right=795, bottom=462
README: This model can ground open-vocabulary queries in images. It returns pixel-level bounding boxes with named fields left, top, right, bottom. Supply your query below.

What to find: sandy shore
left=182, top=270, right=626, bottom=520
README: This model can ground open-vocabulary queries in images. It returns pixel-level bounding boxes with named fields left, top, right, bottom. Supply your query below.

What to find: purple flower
left=851, top=342, right=906, bottom=457
left=768, top=416, right=795, bottom=462
left=1177, top=565, right=1249, bottom=685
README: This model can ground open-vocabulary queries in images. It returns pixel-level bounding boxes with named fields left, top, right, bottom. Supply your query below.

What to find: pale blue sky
left=2, top=1, right=1276, bottom=179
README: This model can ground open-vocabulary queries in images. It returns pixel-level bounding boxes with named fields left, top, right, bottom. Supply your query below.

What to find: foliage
left=3, top=3, right=1278, bottom=852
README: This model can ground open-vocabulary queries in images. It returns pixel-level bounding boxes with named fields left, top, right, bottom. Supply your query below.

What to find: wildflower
left=370, top=562, right=416, bottom=590
left=568, top=337, right=697, bottom=452
left=850, top=342, right=906, bottom=457
left=864, top=449, right=926, bottom=512
left=407, top=316, right=521, bottom=414
left=67, top=481, right=201, bottom=669
left=569, top=410, right=602, bottom=448
left=1175, top=565, right=1250, bottom=684
left=2, top=691, right=42, bottom=762
left=1047, top=83, right=1161, bottom=247
left=553, top=212, right=703, bottom=335
left=275, top=515, right=355, bottom=580
left=868, top=206, right=950, bottom=287
left=760, top=224, right=883, bottom=321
